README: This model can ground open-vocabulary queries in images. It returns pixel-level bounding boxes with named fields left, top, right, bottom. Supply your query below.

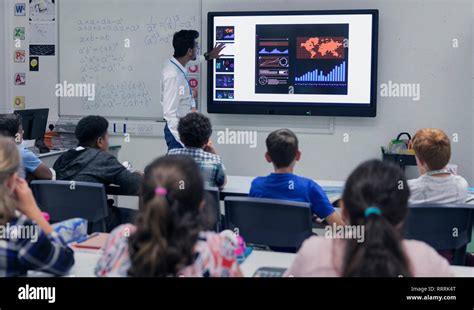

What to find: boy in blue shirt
left=0, top=114, right=52, bottom=181
left=250, top=129, right=344, bottom=226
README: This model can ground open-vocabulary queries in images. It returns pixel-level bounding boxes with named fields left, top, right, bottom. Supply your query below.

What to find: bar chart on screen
left=295, top=62, right=346, bottom=83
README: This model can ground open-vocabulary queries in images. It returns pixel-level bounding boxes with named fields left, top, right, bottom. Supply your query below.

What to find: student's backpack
left=381, top=132, right=416, bottom=170
left=386, top=132, right=414, bottom=155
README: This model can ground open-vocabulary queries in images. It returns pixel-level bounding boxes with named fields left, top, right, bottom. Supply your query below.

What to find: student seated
left=54, top=115, right=142, bottom=231
left=249, top=129, right=343, bottom=226
left=0, top=114, right=52, bottom=181
left=0, top=137, right=74, bottom=276
left=408, top=128, right=472, bottom=265
left=168, top=112, right=226, bottom=189
left=54, top=115, right=142, bottom=195
left=284, top=159, right=452, bottom=277
left=408, top=128, right=468, bottom=204
left=95, top=155, right=242, bottom=277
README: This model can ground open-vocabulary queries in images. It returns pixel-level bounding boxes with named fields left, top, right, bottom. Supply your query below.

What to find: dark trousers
left=164, top=122, right=183, bottom=151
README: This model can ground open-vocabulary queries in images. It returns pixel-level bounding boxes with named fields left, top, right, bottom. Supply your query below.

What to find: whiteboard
left=59, top=0, right=201, bottom=120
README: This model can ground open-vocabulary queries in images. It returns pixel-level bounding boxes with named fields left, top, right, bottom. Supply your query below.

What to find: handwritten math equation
left=74, top=14, right=197, bottom=111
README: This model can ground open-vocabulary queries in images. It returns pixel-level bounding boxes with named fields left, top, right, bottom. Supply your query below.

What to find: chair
left=403, top=203, right=474, bottom=265
left=31, top=180, right=109, bottom=233
left=204, top=186, right=222, bottom=232
left=224, top=196, right=313, bottom=253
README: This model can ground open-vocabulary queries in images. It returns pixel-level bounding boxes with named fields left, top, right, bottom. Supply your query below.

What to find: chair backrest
left=224, top=196, right=312, bottom=252
left=204, top=186, right=221, bottom=232
left=31, top=180, right=109, bottom=232
left=403, top=203, right=474, bottom=265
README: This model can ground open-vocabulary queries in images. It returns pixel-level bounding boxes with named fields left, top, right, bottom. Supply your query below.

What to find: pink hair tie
left=41, top=212, right=50, bottom=222
left=155, top=187, right=167, bottom=197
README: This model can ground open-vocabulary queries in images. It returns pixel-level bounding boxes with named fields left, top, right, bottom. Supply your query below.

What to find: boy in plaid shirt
left=168, top=113, right=226, bottom=189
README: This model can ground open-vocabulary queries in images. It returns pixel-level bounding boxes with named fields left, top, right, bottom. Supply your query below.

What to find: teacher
left=161, top=30, right=225, bottom=151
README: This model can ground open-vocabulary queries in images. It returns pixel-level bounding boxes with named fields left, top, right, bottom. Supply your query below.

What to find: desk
left=67, top=249, right=103, bottom=277
left=221, top=175, right=344, bottom=200
left=105, top=175, right=345, bottom=205
left=450, top=265, right=474, bottom=277
left=38, top=149, right=67, bottom=167
left=38, top=145, right=122, bottom=167
left=109, top=175, right=344, bottom=211
left=28, top=248, right=474, bottom=277
left=29, top=248, right=296, bottom=277
left=241, top=250, right=474, bottom=277
left=240, top=250, right=295, bottom=277
left=30, top=248, right=296, bottom=277
left=27, top=248, right=102, bottom=277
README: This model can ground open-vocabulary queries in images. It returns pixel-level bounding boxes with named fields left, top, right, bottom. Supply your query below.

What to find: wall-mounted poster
left=30, top=57, right=39, bottom=71
left=30, top=44, right=55, bottom=56
left=29, top=0, right=55, bottom=21
left=14, top=3, right=26, bottom=16
left=30, top=22, right=56, bottom=44
left=14, top=50, right=26, bottom=63
left=13, top=96, right=26, bottom=110
left=14, top=73, right=26, bottom=85
left=14, top=27, right=25, bottom=40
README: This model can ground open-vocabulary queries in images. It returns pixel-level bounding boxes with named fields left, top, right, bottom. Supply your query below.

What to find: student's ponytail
left=128, top=155, right=205, bottom=277
left=341, top=160, right=412, bottom=277
left=127, top=192, right=172, bottom=276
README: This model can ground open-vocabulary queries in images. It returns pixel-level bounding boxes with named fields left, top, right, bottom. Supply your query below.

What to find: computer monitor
left=208, top=10, right=379, bottom=117
left=15, top=108, right=49, bottom=141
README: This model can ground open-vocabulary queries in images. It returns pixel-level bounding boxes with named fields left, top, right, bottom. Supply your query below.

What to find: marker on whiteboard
left=113, top=123, right=116, bottom=133
left=123, top=124, right=127, bottom=133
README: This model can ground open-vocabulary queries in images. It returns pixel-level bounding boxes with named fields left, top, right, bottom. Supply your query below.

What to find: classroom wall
left=201, top=0, right=473, bottom=183
left=0, top=1, right=8, bottom=113
left=4, top=0, right=59, bottom=119
left=472, top=2, right=474, bottom=181
left=111, top=0, right=473, bottom=184
left=2, top=0, right=473, bottom=185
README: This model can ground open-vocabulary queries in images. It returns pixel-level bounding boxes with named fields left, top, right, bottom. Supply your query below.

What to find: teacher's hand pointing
left=206, top=43, right=226, bottom=60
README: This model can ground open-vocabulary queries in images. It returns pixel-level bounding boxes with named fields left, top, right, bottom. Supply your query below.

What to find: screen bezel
left=207, top=9, right=378, bottom=117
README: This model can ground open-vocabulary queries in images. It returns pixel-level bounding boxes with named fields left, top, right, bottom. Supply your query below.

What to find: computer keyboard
left=252, top=267, right=287, bottom=277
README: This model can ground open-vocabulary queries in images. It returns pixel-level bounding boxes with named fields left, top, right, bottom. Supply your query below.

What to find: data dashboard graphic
left=255, top=24, right=349, bottom=95
left=295, top=61, right=346, bottom=82
left=216, top=58, right=234, bottom=72
left=296, top=37, right=345, bottom=59
left=216, top=26, right=235, bottom=40
left=216, top=74, right=234, bottom=88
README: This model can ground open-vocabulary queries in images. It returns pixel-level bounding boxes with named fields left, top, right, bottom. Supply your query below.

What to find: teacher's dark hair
left=341, top=159, right=411, bottom=277
left=173, top=30, right=199, bottom=58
